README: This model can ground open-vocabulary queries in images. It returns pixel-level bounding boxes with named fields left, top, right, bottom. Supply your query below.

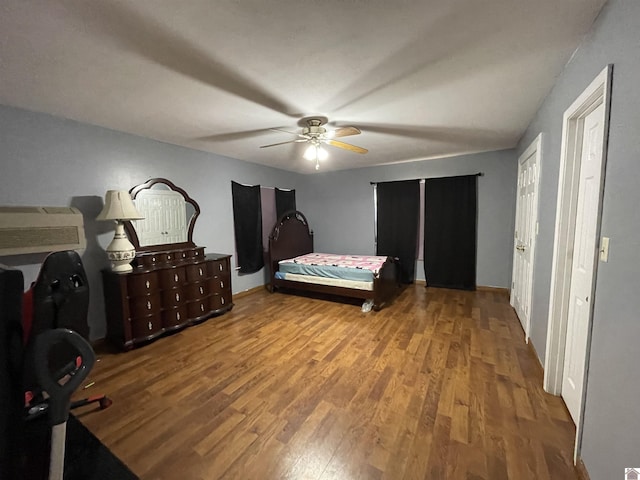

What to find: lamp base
left=105, top=222, right=136, bottom=273
left=107, top=253, right=136, bottom=273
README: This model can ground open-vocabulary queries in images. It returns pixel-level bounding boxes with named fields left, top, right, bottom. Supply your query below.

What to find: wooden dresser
left=102, top=247, right=233, bottom=350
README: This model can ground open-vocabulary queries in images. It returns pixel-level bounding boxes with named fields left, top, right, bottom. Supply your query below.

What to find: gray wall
left=303, top=150, right=518, bottom=288
left=516, top=0, right=640, bottom=476
left=0, top=105, right=303, bottom=339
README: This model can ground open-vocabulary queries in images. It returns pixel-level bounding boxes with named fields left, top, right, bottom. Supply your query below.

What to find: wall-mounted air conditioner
left=0, top=206, right=86, bottom=256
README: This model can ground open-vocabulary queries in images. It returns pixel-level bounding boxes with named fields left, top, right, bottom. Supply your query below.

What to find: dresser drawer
left=185, top=281, right=208, bottom=301
left=136, top=253, right=166, bottom=269
left=210, top=293, right=231, bottom=311
left=207, top=258, right=229, bottom=276
left=162, top=305, right=188, bottom=328
left=190, top=247, right=205, bottom=260
left=129, top=293, right=162, bottom=317
left=208, top=274, right=230, bottom=294
left=127, top=271, right=160, bottom=296
left=176, top=250, right=191, bottom=263
left=158, top=267, right=187, bottom=288
left=161, top=287, right=185, bottom=307
left=130, top=313, right=162, bottom=339
left=185, top=263, right=209, bottom=282
left=187, top=297, right=211, bottom=319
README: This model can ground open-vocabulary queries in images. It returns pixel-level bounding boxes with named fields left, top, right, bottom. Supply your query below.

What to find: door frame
left=543, top=65, right=612, bottom=458
left=510, top=133, right=542, bottom=341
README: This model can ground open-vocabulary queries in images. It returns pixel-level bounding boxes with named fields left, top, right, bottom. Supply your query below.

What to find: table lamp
left=96, top=190, right=144, bottom=273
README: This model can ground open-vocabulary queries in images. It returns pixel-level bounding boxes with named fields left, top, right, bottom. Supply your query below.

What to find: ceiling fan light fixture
left=304, top=144, right=328, bottom=161
left=303, top=144, right=317, bottom=161
left=317, top=146, right=328, bottom=161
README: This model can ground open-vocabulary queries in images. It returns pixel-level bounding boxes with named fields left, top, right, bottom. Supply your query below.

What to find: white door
left=561, top=102, right=606, bottom=424
left=510, top=135, right=541, bottom=340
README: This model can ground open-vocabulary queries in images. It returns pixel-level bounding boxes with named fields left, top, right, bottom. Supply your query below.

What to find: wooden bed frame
left=267, top=211, right=399, bottom=310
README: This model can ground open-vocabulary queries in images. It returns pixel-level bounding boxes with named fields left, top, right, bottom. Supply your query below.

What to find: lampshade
left=96, top=190, right=143, bottom=221
left=303, top=144, right=328, bottom=162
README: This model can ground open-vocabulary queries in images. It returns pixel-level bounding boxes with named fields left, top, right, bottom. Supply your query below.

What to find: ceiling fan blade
left=195, top=128, right=275, bottom=142
left=270, top=128, right=308, bottom=139
left=326, top=140, right=368, bottom=154
left=331, top=126, right=361, bottom=138
left=260, top=139, right=306, bottom=148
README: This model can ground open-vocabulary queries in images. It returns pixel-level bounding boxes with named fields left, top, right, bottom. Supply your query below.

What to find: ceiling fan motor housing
left=303, top=125, right=326, bottom=137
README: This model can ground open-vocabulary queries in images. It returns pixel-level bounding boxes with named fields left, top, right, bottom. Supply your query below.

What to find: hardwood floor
left=76, top=285, right=580, bottom=480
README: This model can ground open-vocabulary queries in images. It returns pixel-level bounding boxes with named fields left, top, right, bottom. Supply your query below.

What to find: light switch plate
left=600, top=237, right=610, bottom=262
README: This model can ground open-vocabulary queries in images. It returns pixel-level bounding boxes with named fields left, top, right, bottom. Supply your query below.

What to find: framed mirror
left=124, top=178, right=200, bottom=252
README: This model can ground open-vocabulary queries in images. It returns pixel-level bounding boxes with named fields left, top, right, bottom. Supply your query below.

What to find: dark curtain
left=231, top=181, right=264, bottom=273
left=376, top=180, right=420, bottom=283
left=275, top=188, right=296, bottom=219
left=424, top=175, right=477, bottom=290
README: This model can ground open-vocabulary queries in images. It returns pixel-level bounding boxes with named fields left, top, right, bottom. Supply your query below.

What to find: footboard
left=372, top=257, right=400, bottom=310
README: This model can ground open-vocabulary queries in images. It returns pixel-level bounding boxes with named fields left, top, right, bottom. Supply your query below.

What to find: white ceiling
left=0, top=0, right=607, bottom=173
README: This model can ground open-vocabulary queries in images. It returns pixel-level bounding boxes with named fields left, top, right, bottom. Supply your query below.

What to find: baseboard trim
left=415, top=281, right=508, bottom=293
left=526, top=335, right=545, bottom=375
left=234, top=285, right=268, bottom=299
left=476, top=285, right=509, bottom=294
left=575, top=457, right=590, bottom=480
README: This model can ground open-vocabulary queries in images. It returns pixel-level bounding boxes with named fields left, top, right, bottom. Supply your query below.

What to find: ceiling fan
left=260, top=118, right=368, bottom=170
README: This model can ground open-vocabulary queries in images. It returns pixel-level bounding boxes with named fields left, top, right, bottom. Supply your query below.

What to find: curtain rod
left=370, top=172, right=484, bottom=185
left=232, top=181, right=295, bottom=191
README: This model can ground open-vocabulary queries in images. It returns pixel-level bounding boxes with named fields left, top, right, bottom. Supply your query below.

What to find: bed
left=267, top=211, right=399, bottom=310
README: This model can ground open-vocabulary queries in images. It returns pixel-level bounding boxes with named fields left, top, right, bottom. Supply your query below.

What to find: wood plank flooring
left=76, top=285, right=580, bottom=480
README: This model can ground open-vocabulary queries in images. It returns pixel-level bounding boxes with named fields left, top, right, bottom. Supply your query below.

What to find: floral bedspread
left=280, top=253, right=388, bottom=274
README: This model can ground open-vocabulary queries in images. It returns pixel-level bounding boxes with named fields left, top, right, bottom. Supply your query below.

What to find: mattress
left=274, top=271, right=373, bottom=291
left=278, top=253, right=387, bottom=282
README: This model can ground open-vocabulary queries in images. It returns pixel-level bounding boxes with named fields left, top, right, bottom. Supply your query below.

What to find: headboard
left=268, top=210, right=314, bottom=277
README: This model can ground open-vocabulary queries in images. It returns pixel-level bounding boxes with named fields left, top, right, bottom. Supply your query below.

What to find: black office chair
left=22, top=250, right=90, bottom=395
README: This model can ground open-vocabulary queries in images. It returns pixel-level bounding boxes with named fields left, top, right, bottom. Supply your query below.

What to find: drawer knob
left=147, top=300, right=152, bottom=310
left=174, top=273, right=179, bottom=282
left=177, top=312, right=181, bottom=321
left=199, top=267, right=203, bottom=276
left=145, top=280, right=150, bottom=289
left=219, top=264, right=223, bottom=272
left=220, top=281, right=224, bottom=289
left=221, top=297, right=225, bottom=305
left=148, top=321, right=152, bottom=330
left=199, top=286, right=204, bottom=295
left=200, top=303, right=205, bottom=312
left=176, top=293, right=180, bottom=302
